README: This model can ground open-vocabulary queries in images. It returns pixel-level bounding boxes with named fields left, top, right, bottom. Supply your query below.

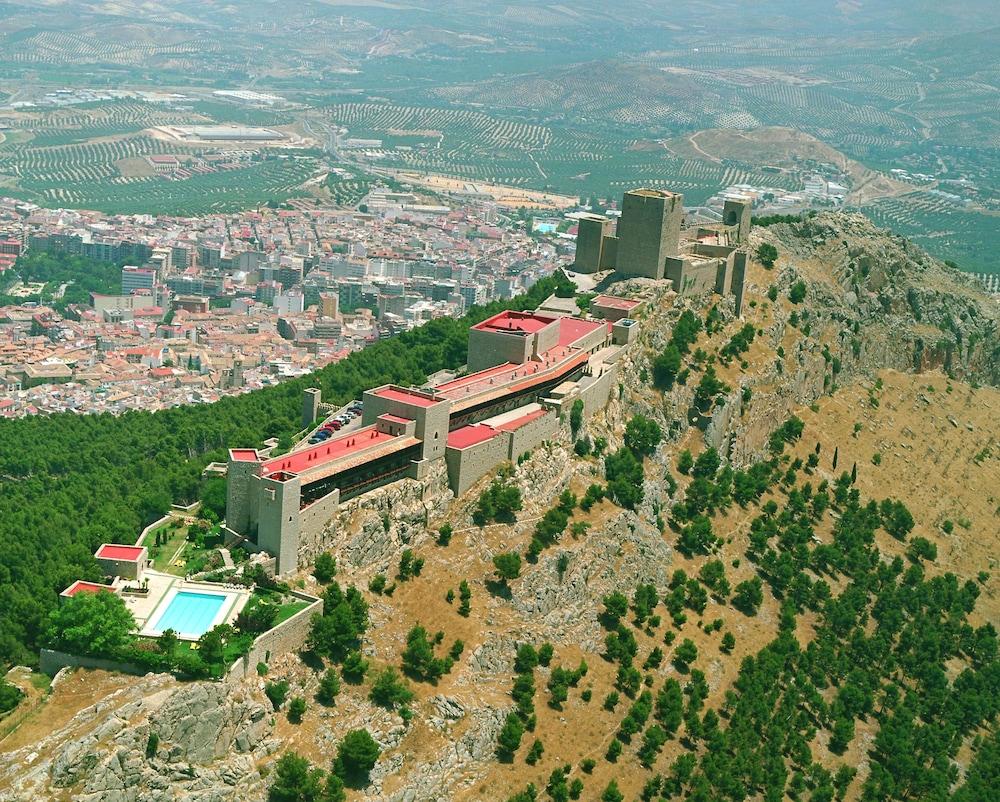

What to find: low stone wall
left=135, top=513, right=172, bottom=546
left=226, top=590, right=323, bottom=682
left=40, top=648, right=149, bottom=678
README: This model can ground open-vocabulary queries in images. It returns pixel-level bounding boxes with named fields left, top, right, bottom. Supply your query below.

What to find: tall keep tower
left=573, top=214, right=614, bottom=274
left=616, top=189, right=683, bottom=279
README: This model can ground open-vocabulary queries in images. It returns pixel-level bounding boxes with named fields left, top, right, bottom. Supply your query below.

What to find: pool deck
left=131, top=570, right=250, bottom=640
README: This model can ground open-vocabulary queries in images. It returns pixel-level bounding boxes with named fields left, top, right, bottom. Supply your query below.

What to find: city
left=0, top=192, right=561, bottom=416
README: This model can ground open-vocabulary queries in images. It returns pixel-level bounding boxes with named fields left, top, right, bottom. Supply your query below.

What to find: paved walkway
left=219, top=548, right=235, bottom=569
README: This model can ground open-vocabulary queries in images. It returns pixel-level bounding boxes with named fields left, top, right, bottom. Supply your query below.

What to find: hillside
left=1, top=213, right=998, bottom=801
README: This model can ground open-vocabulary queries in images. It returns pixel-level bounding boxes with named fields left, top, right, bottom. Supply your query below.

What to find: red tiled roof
left=374, top=387, right=437, bottom=407
left=557, top=316, right=606, bottom=347
left=472, top=310, right=557, bottom=336
left=263, top=425, right=398, bottom=475
left=496, top=407, right=548, bottom=432
left=593, top=295, right=641, bottom=311
left=230, top=448, right=259, bottom=462
left=447, top=424, right=502, bottom=449
left=96, top=544, right=145, bottom=561
left=62, top=580, right=116, bottom=597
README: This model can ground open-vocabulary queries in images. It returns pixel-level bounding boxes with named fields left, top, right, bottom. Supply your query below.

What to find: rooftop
left=262, top=425, right=411, bottom=479
left=447, top=404, right=549, bottom=449
left=627, top=188, right=680, bottom=199
left=593, top=295, right=642, bottom=311
left=373, top=386, right=439, bottom=407
left=472, top=310, right=557, bottom=336
left=62, top=580, right=117, bottom=597
left=230, top=448, right=260, bottom=462
left=447, top=424, right=502, bottom=449
left=96, top=544, right=145, bottom=562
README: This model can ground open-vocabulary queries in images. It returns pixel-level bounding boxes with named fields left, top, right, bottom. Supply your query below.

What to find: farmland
left=0, top=2, right=994, bottom=269
left=319, top=102, right=806, bottom=206
left=859, top=195, right=1000, bottom=274
left=0, top=101, right=323, bottom=215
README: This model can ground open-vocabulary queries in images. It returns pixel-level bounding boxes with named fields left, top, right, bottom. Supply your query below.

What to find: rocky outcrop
left=0, top=677, right=274, bottom=802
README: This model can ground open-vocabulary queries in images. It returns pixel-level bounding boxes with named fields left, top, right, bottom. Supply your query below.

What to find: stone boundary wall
left=135, top=513, right=172, bottom=546
left=226, top=590, right=323, bottom=682
left=299, top=490, right=341, bottom=546
left=446, top=432, right=511, bottom=497
left=507, top=409, right=558, bottom=460
left=577, top=364, right=618, bottom=416
left=40, top=648, right=148, bottom=677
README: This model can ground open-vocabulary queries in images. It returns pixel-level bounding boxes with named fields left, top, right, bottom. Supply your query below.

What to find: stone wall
left=225, top=456, right=261, bottom=536
left=136, top=514, right=172, bottom=546
left=446, top=433, right=511, bottom=496
left=298, top=488, right=341, bottom=552
left=40, top=648, right=148, bottom=678
left=665, top=256, right=722, bottom=297
left=227, top=590, right=322, bottom=682
left=507, top=410, right=558, bottom=460
left=467, top=327, right=531, bottom=372
left=576, top=365, right=617, bottom=417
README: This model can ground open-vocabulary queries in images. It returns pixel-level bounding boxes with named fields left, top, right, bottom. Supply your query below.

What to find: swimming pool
left=149, top=590, right=227, bottom=638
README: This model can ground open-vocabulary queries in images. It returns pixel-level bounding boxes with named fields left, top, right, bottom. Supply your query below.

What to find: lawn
left=148, top=523, right=189, bottom=573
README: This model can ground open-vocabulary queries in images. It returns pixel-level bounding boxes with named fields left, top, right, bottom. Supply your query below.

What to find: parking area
left=296, top=400, right=364, bottom=451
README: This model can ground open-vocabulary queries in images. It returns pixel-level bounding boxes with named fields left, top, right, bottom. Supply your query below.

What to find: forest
left=0, top=275, right=560, bottom=667
left=0, top=250, right=122, bottom=309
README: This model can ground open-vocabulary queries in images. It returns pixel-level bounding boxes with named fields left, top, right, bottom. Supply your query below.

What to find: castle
left=574, top=189, right=751, bottom=311
left=225, top=189, right=752, bottom=575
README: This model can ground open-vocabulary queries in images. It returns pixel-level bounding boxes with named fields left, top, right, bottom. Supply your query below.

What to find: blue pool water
left=151, top=591, right=227, bottom=637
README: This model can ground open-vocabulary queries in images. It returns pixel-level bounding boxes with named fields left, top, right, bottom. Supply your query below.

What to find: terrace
left=437, top=317, right=606, bottom=404
left=262, top=424, right=419, bottom=485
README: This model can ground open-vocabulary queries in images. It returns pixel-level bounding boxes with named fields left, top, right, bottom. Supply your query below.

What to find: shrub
left=525, top=739, right=544, bottom=765
left=333, top=729, right=380, bottom=788
left=368, top=667, right=414, bottom=710
left=756, top=243, right=778, bottom=268
left=287, top=696, right=306, bottom=724
left=732, top=578, right=764, bottom=616
left=316, top=668, right=340, bottom=705
left=341, top=651, right=369, bottom=684
left=514, top=643, right=538, bottom=673
left=570, top=399, right=584, bottom=437
left=268, top=751, right=324, bottom=802
left=458, top=581, right=472, bottom=617
left=624, top=415, right=662, bottom=457
left=265, top=680, right=290, bottom=710
left=401, top=625, right=453, bottom=682
left=493, top=552, right=522, bottom=582
left=605, top=448, right=644, bottom=509
left=496, top=712, right=525, bottom=761
left=652, top=344, right=682, bottom=390
left=313, top=552, right=336, bottom=583
left=473, top=479, right=522, bottom=526
left=437, top=523, right=453, bottom=546
left=44, top=589, right=136, bottom=657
